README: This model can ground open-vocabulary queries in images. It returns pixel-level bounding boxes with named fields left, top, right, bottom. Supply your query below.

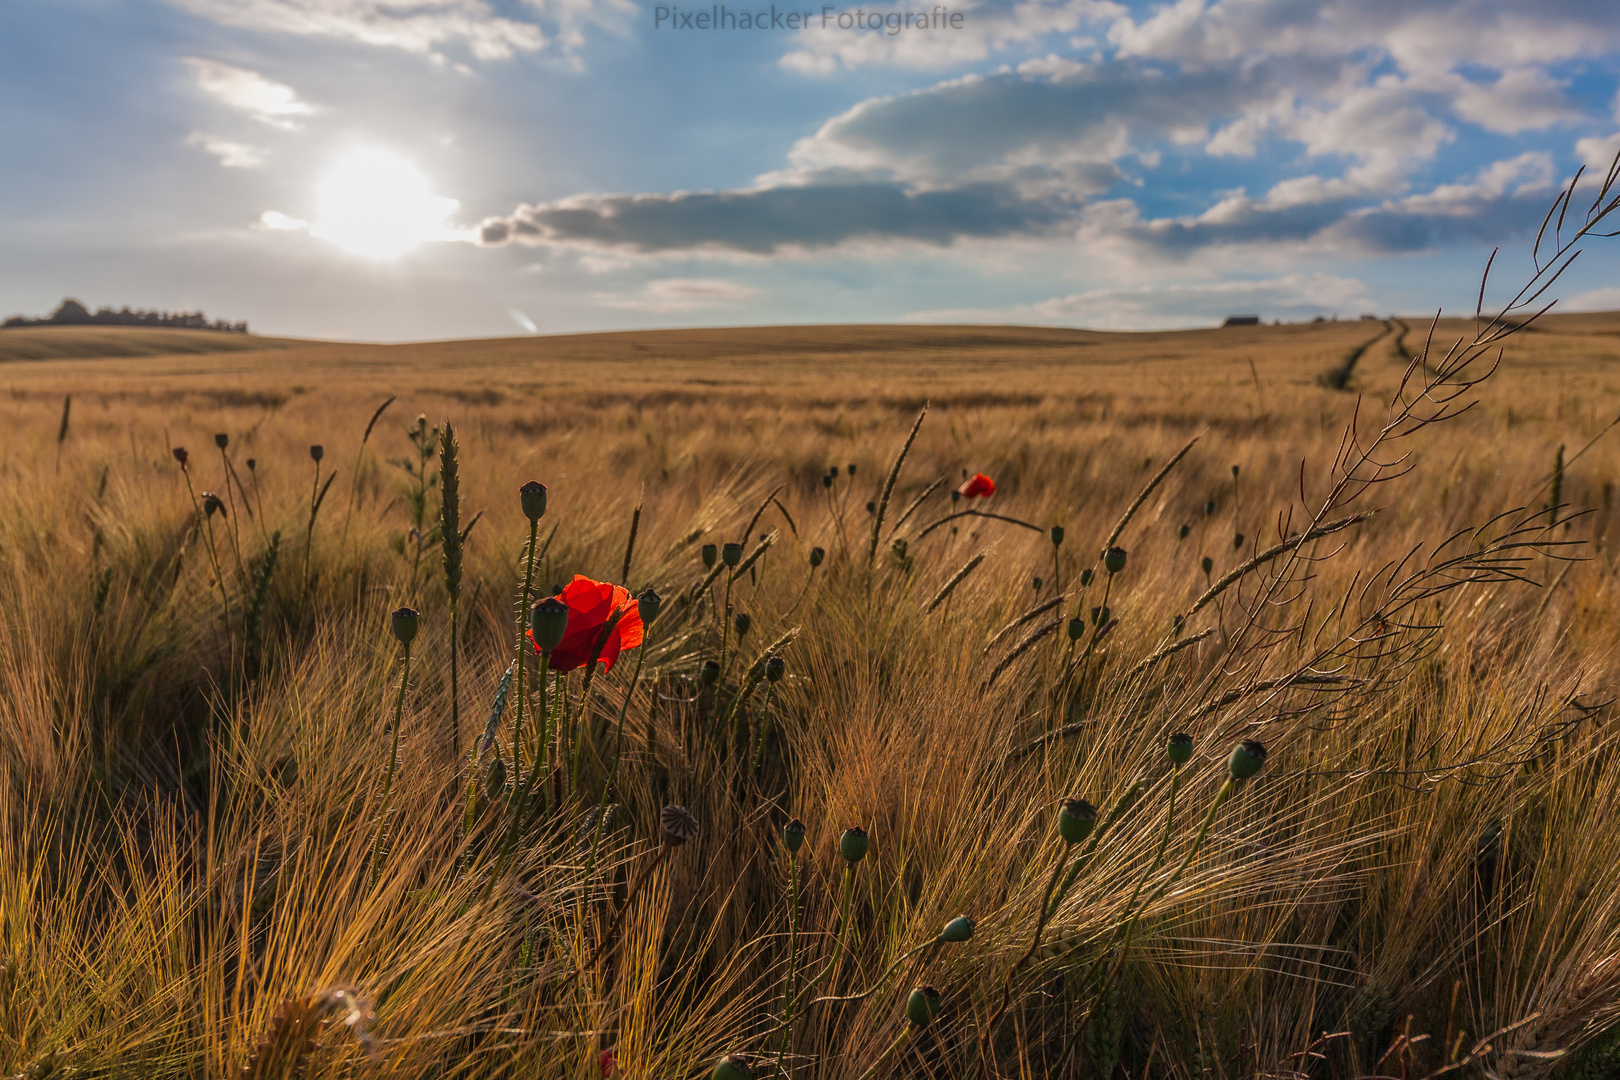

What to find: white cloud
left=256, top=210, right=310, bottom=231
left=167, top=0, right=631, bottom=62
left=184, top=58, right=316, bottom=130
left=1563, top=286, right=1620, bottom=312
left=593, top=278, right=760, bottom=311
left=906, top=271, right=1376, bottom=329
left=186, top=132, right=270, bottom=168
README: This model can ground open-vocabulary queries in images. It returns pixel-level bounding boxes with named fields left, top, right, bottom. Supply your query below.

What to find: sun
left=309, top=149, right=460, bottom=259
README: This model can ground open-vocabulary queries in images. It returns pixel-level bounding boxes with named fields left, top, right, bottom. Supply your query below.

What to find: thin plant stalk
left=513, top=519, right=540, bottom=788
left=367, top=638, right=413, bottom=890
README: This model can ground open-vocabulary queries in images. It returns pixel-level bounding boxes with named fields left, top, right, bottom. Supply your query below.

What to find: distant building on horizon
left=1222, top=314, right=1260, bottom=327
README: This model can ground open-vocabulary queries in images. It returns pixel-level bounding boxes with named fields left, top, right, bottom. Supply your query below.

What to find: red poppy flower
left=958, top=473, right=996, bottom=499
left=598, top=1049, right=617, bottom=1078
left=528, top=574, right=644, bottom=673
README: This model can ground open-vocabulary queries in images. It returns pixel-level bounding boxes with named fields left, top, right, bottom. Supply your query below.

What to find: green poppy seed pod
left=214, top=432, right=228, bottom=449
left=530, top=597, right=569, bottom=652
left=1228, top=739, right=1267, bottom=780
left=941, top=914, right=976, bottom=943
left=906, top=985, right=942, bottom=1028
left=822, top=474, right=833, bottom=489
left=390, top=606, right=419, bottom=645
left=701, top=543, right=718, bottom=568
left=765, top=656, right=785, bottom=683
left=951, top=489, right=961, bottom=504
left=519, top=480, right=547, bottom=523
left=1068, top=618, right=1084, bottom=641
left=309, top=445, right=324, bottom=463
left=202, top=492, right=224, bottom=518
left=1058, top=798, right=1096, bottom=845
left=1167, top=732, right=1193, bottom=766
left=1200, top=556, right=1214, bottom=575
left=246, top=458, right=256, bottom=472
left=783, top=817, right=806, bottom=853
left=1205, top=499, right=1216, bottom=516
left=637, top=588, right=662, bottom=625
left=733, top=611, right=752, bottom=637
left=1103, top=546, right=1127, bottom=574
left=172, top=446, right=189, bottom=469
left=847, top=463, right=857, bottom=477
left=1233, top=533, right=1245, bottom=550
left=1178, top=523, right=1190, bottom=540
left=1231, top=464, right=1240, bottom=478
left=866, top=501, right=877, bottom=514
left=809, top=547, right=825, bottom=568
left=1032, top=576, right=1043, bottom=592
left=1079, top=568, right=1094, bottom=587
left=700, top=659, right=721, bottom=685
left=829, top=465, right=840, bottom=478
left=839, top=826, right=869, bottom=864
left=1050, top=525, right=1065, bottom=547
left=721, top=542, right=743, bottom=568
left=711, top=1055, right=753, bottom=1080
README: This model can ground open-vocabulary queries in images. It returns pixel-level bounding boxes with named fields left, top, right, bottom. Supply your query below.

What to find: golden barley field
left=9, top=274, right=1620, bottom=1080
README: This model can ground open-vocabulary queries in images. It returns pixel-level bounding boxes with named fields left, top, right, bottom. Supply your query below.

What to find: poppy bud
left=829, top=465, right=839, bottom=478
left=1205, top=500, right=1216, bottom=516
left=1103, top=547, right=1127, bottom=574
left=700, top=659, right=720, bottom=685
left=530, top=597, right=569, bottom=652
left=519, top=480, right=547, bottom=523
left=1178, top=524, right=1190, bottom=540
left=765, top=656, right=785, bottom=683
left=637, top=588, right=662, bottom=625
left=1079, top=568, right=1093, bottom=587
left=246, top=458, right=256, bottom=472
left=866, top=501, right=876, bottom=514
left=821, top=475, right=833, bottom=489
left=1228, top=739, right=1267, bottom=780
left=390, top=606, right=419, bottom=645
left=733, top=611, right=752, bottom=638
left=847, top=463, right=857, bottom=477
left=1058, top=798, right=1096, bottom=845
left=839, top=826, right=869, bottom=864
left=1231, top=464, right=1240, bottom=478
left=1167, top=732, right=1193, bottom=766
left=1068, top=618, right=1084, bottom=641
left=309, top=445, right=324, bottom=463
left=711, top=1056, right=753, bottom=1080
left=783, top=817, right=806, bottom=853
left=1050, top=525, right=1065, bottom=546
left=809, top=547, right=825, bottom=568
left=1200, top=556, right=1213, bottom=575
left=1091, top=605, right=1110, bottom=626
left=701, top=543, right=718, bottom=568
left=906, top=985, right=942, bottom=1028
left=660, top=804, right=700, bottom=847
left=941, top=914, right=975, bottom=943
left=721, top=542, right=743, bottom=568
left=1032, top=576, right=1042, bottom=592
left=172, top=447, right=188, bottom=469
left=951, top=489, right=961, bottom=504
left=201, top=492, right=225, bottom=518
left=1233, top=533, right=1245, bottom=550
left=214, top=433, right=228, bottom=449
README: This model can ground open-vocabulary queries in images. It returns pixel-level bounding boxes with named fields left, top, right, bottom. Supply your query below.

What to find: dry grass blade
left=1102, top=434, right=1200, bottom=551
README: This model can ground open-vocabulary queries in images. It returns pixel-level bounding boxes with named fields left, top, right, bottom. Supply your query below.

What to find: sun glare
left=309, top=148, right=459, bottom=259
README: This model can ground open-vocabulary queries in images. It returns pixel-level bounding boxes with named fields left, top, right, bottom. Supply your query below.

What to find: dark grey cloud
left=477, top=179, right=1073, bottom=253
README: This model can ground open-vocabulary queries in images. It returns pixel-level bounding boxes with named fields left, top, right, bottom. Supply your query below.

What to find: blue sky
left=4, top=0, right=1620, bottom=341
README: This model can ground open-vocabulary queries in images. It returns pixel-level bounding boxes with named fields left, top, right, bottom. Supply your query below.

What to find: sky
left=4, top=0, right=1620, bottom=342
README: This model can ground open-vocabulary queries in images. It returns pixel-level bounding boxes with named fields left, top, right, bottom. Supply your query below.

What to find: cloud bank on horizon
left=4, top=0, right=1620, bottom=338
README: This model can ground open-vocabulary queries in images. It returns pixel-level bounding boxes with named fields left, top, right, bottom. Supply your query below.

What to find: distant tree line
left=2, top=298, right=248, bottom=333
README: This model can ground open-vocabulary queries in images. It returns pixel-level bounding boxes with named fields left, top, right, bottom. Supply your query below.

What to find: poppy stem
left=513, top=520, right=539, bottom=794
left=579, top=641, right=648, bottom=904
left=779, top=848, right=800, bottom=1077
left=717, top=569, right=735, bottom=690
left=752, top=681, right=777, bottom=774
left=368, top=639, right=412, bottom=891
